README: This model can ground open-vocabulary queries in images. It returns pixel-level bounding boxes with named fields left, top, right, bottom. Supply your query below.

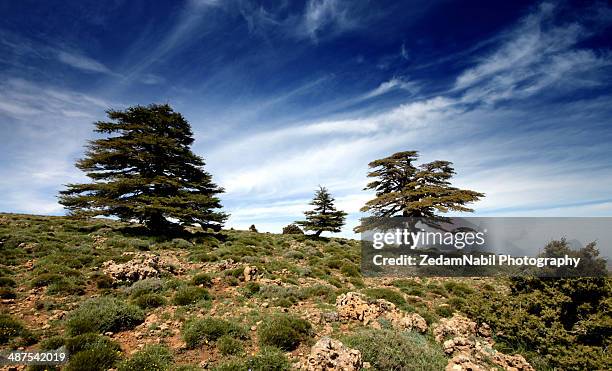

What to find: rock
left=335, top=292, right=428, bottom=333
left=243, top=265, right=258, bottom=282
left=301, top=337, right=363, bottom=371
left=321, top=311, right=339, bottom=323
left=101, top=252, right=177, bottom=284
left=433, top=314, right=534, bottom=371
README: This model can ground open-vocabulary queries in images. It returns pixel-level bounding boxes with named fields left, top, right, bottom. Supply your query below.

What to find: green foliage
left=192, top=272, right=213, bottom=287
left=340, top=262, right=361, bottom=277
left=344, top=328, right=447, bottom=370
left=182, top=317, right=247, bottom=348
left=66, top=296, right=145, bottom=335
left=296, top=186, right=347, bottom=236
left=0, top=287, right=16, bottom=299
left=58, top=104, right=227, bottom=233
left=282, top=224, right=303, bottom=235
left=214, top=347, right=290, bottom=371
left=133, top=292, right=166, bottom=309
left=217, top=335, right=243, bottom=355
left=63, top=334, right=122, bottom=371
left=355, top=151, right=483, bottom=232
left=0, top=276, right=16, bottom=287
left=258, top=313, right=312, bottom=351
left=463, top=259, right=611, bottom=371
left=173, top=286, right=211, bottom=305
left=117, top=344, right=173, bottom=371
left=363, top=288, right=407, bottom=309
left=443, top=281, right=474, bottom=297
left=125, top=278, right=163, bottom=297
left=0, top=314, right=24, bottom=344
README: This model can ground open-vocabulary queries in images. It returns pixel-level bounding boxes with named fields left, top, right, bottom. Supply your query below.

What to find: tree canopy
left=59, top=104, right=227, bottom=232
left=355, top=151, right=483, bottom=232
left=297, top=186, right=347, bottom=237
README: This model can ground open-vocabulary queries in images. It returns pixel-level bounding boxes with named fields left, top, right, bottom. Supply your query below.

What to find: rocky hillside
left=0, top=213, right=594, bottom=370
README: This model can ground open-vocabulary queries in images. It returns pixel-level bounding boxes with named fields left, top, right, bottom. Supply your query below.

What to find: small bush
left=118, top=344, right=173, bottom=371
left=340, top=262, right=360, bottom=277
left=0, top=314, right=24, bottom=344
left=217, top=335, right=243, bottom=355
left=435, top=305, right=453, bottom=318
left=0, top=287, right=16, bottom=299
left=126, top=278, right=163, bottom=297
left=363, top=288, right=407, bottom=308
left=214, top=347, right=290, bottom=371
left=63, top=334, right=121, bottom=371
left=258, top=313, right=312, bottom=351
left=241, top=282, right=260, bottom=298
left=443, top=281, right=474, bottom=297
left=66, top=297, right=145, bottom=335
left=192, top=273, right=213, bottom=287
left=0, top=276, right=16, bottom=287
left=182, top=317, right=246, bottom=348
left=94, top=274, right=115, bottom=289
left=173, top=286, right=211, bottom=305
left=282, top=224, right=303, bottom=234
left=133, top=293, right=166, bottom=309
left=344, top=328, right=447, bottom=370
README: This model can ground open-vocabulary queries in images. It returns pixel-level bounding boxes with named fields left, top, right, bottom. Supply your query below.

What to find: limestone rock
left=302, top=337, right=363, bottom=371
left=243, top=265, right=258, bottom=281
left=102, top=252, right=176, bottom=284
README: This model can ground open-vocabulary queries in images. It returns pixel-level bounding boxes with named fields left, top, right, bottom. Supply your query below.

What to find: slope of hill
left=0, top=213, right=608, bottom=370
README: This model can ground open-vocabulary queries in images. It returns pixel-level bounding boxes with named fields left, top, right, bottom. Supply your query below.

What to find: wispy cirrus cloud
left=56, top=50, right=114, bottom=75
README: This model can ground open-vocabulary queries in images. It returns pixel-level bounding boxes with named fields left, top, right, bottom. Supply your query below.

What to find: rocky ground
left=0, top=213, right=537, bottom=370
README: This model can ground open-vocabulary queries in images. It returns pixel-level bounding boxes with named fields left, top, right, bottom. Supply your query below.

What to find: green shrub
left=258, top=313, right=312, bottom=351
left=133, top=293, right=166, bottom=309
left=282, top=224, right=303, bottom=235
left=217, top=335, right=243, bottom=355
left=192, top=273, right=213, bottom=287
left=241, top=282, right=260, bottom=297
left=363, top=288, right=407, bottom=308
left=0, top=276, right=16, bottom=287
left=173, top=286, right=211, bottom=305
left=0, top=287, right=16, bottom=299
left=435, top=305, right=453, bottom=318
left=340, top=262, right=360, bottom=277
left=0, top=314, right=24, bottom=344
left=63, top=334, right=121, bottom=371
left=118, top=344, right=173, bottom=371
left=94, top=274, right=115, bottom=289
left=214, top=347, right=290, bottom=371
left=182, top=317, right=246, bottom=348
left=66, top=296, right=145, bottom=335
left=343, top=328, right=447, bottom=370
left=126, top=278, right=163, bottom=297
left=443, top=281, right=474, bottom=297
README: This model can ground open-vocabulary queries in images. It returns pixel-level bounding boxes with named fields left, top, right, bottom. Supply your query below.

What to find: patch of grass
left=133, top=292, right=166, bottom=309
left=192, top=273, right=213, bottom=287
left=363, top=288, right=407, bottom=308
left=258, top=313, right=312, bottom=351
left=214, top=347, right=290, bottom=371
left=62, top=334, right=122, bottom=371
left=340, top=262, right=360, bottom=277
left=435, top=305, right=454, bottom=318
left=0, top=314, right=24, bottom=344
left=443, top=281, right=474, bottom=297
left=117, top=344, right=173, bottom=371
left=217, top=335, right=243, bottom=356
left=343, top=328, right=447, bottom=370
left=173, top=286, right=211, bottom=305
left=182, top=317, right=247, bottom=348
left=66, top=296, right=145, bottom=335
left=0, top=276, right=16, bottom=287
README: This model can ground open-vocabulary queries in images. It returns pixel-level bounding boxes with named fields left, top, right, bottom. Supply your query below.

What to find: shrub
left=343, top=328, right=447, bottom=370
left=66, top=297, right=145, bottom=335
left=258, top=313, right=312, bottom=351
left=443, top=281, right=474, bottom=297
left=214, top=347, right=290, bottom=371
left=126, top=278, right=163, bottom=297
left=182, top=317, right=246, bottom=348
left=217, top=335, right=243, bottom=355
left=241, top=282, right=260, bottom=298
left=363, top=288, right=407, bottom=308
left=94, top=274, right=115, bottom=289
left=0, top=276, right=16, bottom=287
left=0, top=314, right=24, bottom=344
left=340, top=262, right=360, bottom=277
left=192, top=273, right=213, bottom=287
left=63, top=334, right=121, bottom=371
left=173, top=286, right=210, bottom=305
left=282, top=224, right=303, bottom=235
left=133, top=293, right=166, bottom=309
left=118, top=344, right=173, bottom=371
left=0, top=287, right=16, bottom=299
left=435, top=305, right=453, bottom=318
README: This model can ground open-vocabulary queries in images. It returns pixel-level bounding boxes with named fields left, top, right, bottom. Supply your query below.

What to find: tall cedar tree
left=354, top=151, right=483, bottom=232
left=59, top=104, right=227, bottom=232
left=297, top=186, right=347, bottom=237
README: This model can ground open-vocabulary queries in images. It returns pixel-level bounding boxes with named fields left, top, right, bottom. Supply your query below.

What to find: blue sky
left=1, top=0, right=612, bottom=236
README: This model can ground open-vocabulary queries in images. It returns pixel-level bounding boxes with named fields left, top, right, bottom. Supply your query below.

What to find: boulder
left=302, top=337, right=363, bottom=371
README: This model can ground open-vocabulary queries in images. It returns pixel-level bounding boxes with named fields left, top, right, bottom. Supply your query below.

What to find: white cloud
left=57, top=50, right=113, bottom=74
left=362, top=77, right=418, bottom=100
